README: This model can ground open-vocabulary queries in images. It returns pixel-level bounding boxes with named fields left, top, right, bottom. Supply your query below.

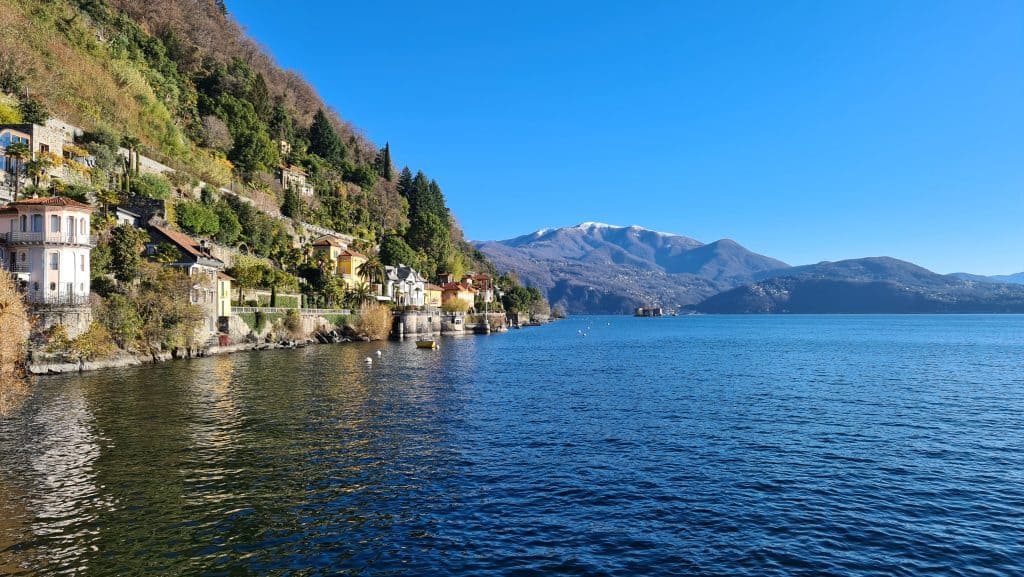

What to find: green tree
left=175, top=201, right=220, bottom=236
left=4, top=142, right=30, bottom=199
left=109, top=224, right=148, bottom=284
left=24, top=156, right=53, bottom=189
left=18, top=95, right=47, bottom=124
left=357, top=254, right=386, bottom=288
left=396, top=166, right=414, bottom=199
left=374, top=142, right=393, bottom=180
left=281, top=186, right=302, bottom=220
left=405, top=211, right=450, bottom=274
left=213, top=201, right=242, bottom=245
left=98, top=293, right=143, bottom=349
left=346, top=282, right=374, bottom=308
left=308, top=109, right=344, bottom=165
left=378, top=235, right=419, bottom=267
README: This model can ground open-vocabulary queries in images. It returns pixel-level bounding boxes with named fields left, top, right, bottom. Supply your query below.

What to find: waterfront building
left=383, top=264, right=427, bottom=307
left=424, top=283, right=443, bottom=309
left=441, top=282, right=476, bottom=310
left=147, top=225, right=226, bottom=335
left=0, top=196, right=95, bottom=305
left=0, top=196, right=96, bottom=337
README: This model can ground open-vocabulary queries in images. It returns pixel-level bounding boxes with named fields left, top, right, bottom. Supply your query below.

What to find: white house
left=383, top=264, right=426, bottom=307
left=0, top=196, right=95, bottom=305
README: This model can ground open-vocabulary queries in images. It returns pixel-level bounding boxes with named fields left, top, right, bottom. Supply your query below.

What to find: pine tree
left=397, top=166, right=414, bottom=199
left=308, top=109, right=344, bottom=165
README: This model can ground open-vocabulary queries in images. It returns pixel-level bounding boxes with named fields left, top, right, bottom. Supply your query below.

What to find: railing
left=1, top=232, right=96, bottom=246
left=0, top=263, right=30, bottom=273
left=232, top=306, right=351, bottom=315
left=24, top=290, right=90, bottom=307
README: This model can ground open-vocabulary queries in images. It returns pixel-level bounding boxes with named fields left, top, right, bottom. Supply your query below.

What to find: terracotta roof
left=312, top=235, right=345, bottom=247
left=217, top=271, right=234, bottom=281
left=424, top=283, right=444, bottom=291
left=152, top=225, right=222, bottom=264
left=339, top=248, right=365, bottom=258
left=10, top=196, right=95, bottom=211
left=441, top=282, right=475, bottom=292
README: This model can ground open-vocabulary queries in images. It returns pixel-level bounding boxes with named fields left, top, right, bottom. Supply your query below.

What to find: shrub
left=0, top=273, right=28, bottom=414
left=175, top=200, right=220, bottom=236
left=68, top=322, right=119, bottom=361
left=442, top=299, right=470, bottom=313
left=354, top=303, right=392, bottom=341
left=132, top=173, right=172, bottom=199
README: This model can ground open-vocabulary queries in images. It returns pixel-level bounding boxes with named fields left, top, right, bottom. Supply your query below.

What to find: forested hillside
left=0, top=0, right=487, bottom=276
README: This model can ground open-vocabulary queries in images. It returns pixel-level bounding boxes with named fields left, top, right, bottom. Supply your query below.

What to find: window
left=39, top=144, right=49, bottom=153
left=49, top=282, right=56, bottom=291
left=80, top=255, right=85, bottom=272
left=50, top=215, right=60, bottom=232
left=67, top=216, right=74, bottom=237
left=31, top=214, right=42, bottom=233
left=33, top=282, right=38, bottom=291
left=19, top=252, right=25, bottom=262
left=79, top=283, right=84, bottom=292
left=80, top=218, right=86, bottom=235
left=20, top=215, right=26, bottom=232
left=49, top=252, right=58, bottom=270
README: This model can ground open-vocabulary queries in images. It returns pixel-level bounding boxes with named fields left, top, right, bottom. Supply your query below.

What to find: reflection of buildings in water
left=182, top=355, right=246, bottom=507
left=17, top=386, right=109, bottom=573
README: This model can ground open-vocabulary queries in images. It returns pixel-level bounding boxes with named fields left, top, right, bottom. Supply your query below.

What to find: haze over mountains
left=474, top=223, right=1024, bottom=314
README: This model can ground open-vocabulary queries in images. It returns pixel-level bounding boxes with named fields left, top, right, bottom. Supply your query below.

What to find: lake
left=1, top=315, right=1023, bottom=576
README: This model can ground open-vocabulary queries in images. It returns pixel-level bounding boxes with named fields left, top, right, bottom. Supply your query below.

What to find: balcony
left=1, top=262, right=30, bottom=274
left=0, top=232, right=96, bottom=247
left=24, top=289, right=90, bottom=307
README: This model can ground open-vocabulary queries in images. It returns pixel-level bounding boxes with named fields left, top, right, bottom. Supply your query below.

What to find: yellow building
left=424, top=283, right=443, bottom=309
left=441, top=282, right=476, bottom=310
left=311, top=235, right=346, bottom=263
left=217, top=272, right=233, bottom=318
left=338, top=248, right=367, bottom=289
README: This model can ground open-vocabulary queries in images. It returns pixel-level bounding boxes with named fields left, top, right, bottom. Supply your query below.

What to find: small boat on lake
left=416, top=340, right=438, bottom=350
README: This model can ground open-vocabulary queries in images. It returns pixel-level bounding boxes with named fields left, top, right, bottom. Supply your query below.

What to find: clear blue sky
left=227, top=0, right=1023, bottom=275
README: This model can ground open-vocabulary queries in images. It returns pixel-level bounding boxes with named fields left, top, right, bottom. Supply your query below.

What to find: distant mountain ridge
left=474, top=223, right=788, bottom=314
left=950, top=272, right=1024, bottom=285
left=698, top=257, right=1024, bottom=313
left=476, top=224, right=1024, bottom=314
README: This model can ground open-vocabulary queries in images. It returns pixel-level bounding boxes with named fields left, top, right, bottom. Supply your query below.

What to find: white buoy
left=365, top=357, right=373, bottom=364
left=376, top=350, right=382, bottom=357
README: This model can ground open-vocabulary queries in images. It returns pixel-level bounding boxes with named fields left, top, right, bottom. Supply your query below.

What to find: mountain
left=474, top=223, right=788, bottom=314
left=950, top=272, right=1024, bottom=285
left=696, top=257, right=1024, bottom=313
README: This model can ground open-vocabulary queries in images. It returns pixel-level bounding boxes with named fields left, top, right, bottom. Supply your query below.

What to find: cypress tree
left=375, top=143, right=393, bottom=180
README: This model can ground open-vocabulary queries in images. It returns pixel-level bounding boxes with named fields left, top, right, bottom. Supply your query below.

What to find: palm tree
left=4, top=142, right=30, bottom=199
left=357, top=254, right=386, bottom=292
left=24, top=155, right=54, bottom=192
left=346, top=282, right=374, bottom=308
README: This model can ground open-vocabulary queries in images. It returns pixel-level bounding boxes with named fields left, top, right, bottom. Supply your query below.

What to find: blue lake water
left=1, top=315, right=1023, bottom=576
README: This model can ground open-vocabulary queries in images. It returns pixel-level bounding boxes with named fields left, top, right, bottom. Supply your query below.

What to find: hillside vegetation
left=2, top=0, right=487, bottom=276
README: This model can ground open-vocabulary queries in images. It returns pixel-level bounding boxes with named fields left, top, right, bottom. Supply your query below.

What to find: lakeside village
left=0, top=117, right=555, bottom=375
